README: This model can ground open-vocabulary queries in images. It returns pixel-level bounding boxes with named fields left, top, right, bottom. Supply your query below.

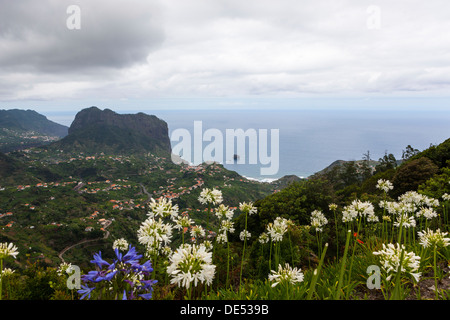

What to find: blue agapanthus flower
left=78, top=245, right=157, bottom=300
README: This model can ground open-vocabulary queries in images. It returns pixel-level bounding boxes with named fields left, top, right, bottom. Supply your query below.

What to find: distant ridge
left=0, top=109, right=69, bottom=152
left=0, top=109, right=68, bottom=137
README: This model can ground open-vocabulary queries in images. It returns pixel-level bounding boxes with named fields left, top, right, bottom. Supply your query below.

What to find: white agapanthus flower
left=57, top=262, right=75, bottom=277
left=373, top=243, right=421, bottom=282
left=416, top=207, right=438, bottom=220
left=220, top=219, right=235, bottom=234
left=216, top=232, right=228, bottom=244
left=310, top=210, right=328, bottom=232
left=268, top=263, right=304, bottom=287
left=376, top=179, right=394, bottom=193
left=258, top=232, right=270, bottom=244
left=0, top=242, right=19, bottom=259
left=198, top=188, right=223, bottom=206
left=190, top=225, right=206, bottom=240
left=173, top=215, right=194, bottom=231
left=137, top=217, right=173, bottom=250
left=240, top=230, right=251, bottom=241
left=215, top=204, right=234, bottom=221
left=148, top=197, right=179, bottom=219
left=398, top=191, right=439, bottom=208
left=112, top=238, right=129, bottom=251
left=328, top=203, right=338, bottom=211
left=342, top=199, right=376, bottom=223
left=393, top=213, right=416, bottom=229
left=266, top=217, right=289, bottom=242
left=379, top=200, right=416, bottom=216
left=418, top=228, right=450, bottom=248
left=0, top=268, right=15, bottom=279
left=239, top=202, right=257, bottom=215
left=166, top=243, right=216, bottom=289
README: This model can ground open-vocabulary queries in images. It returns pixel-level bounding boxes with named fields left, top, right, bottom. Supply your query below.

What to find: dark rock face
left=62, top=107, right=171, bottom=154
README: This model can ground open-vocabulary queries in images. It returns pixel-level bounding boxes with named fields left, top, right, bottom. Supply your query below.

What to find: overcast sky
left=0, top=0, right=450, bottom=112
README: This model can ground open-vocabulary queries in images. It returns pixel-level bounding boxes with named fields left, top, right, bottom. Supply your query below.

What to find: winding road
left=58, top=184, right=151, bottom=263
left=58, top=220, right=111, bottom=264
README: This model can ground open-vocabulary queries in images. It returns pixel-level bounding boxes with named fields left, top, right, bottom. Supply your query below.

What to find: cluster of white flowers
left=379, top=191, right=441, bottom=230
left=220, top=219, right=235, bottom=234
left=268, top=263, right=304, bottom=287
left=443, top=193, right=450, bottom=201
left=137, top=217, right=173, bottom=253
left=416, top=207, right=438, bottom=220
left=148, top=197, right=179, bottom=219
left=398, top=191, right=439, bottom=208
left=373, top=243, right=421, bottom=282
left=216, top=220, right=235, bottom=244
left=215, top=204, right=235, bottom=221
left=57, top=262, right=75, bottom=277
left=418, top=228, right=450, bottom=248
left=266, top=217, right=290, bottom=242
left=0, top=242, right=19, bottom=260
left=0, top=268, right=15, bottom=279
left=173, top=215, right=194, bottom=231
left=376, top=179, right=394, bottom=193
left=310, top=210, right=328, bottom=232
left=379, top=200, right=416, bottom=216
left=328, top=203, right=338, bottom=211
left=112, top=238, right=129, bottom=251
left=342, top=200, right=376, bottom=223
left=190, top=225, right=206, bottom=240
left=198, top=188, right=223, bottom=206
left=239, top=202, right=257, bottom=215
left=393, top=213, right=416, bottom=229
left=239, top=230, right=251, bottom=241
left=258, top=232, right=270, bottom=244
left=166, top=243, right=216, bottom=290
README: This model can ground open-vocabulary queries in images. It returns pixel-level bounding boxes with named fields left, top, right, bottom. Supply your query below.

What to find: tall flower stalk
left=198, top=188, right=223, bottom=232
left=217, top=218, right=235, bottom=288
left=335, top=230, right=351, bottom=300
left=311, top=210, right=328, bottom=258
left=266, top=217, right=289, bottom=270
left=329, top=204, right=339, bottom=259
left=238, top=202, right=257, bottom=289
left=377, top=179, right=393, bottom=241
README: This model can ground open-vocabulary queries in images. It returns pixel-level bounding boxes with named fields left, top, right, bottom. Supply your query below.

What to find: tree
left=361, top=150, right=374, bottom=181
left=339, top=161, right=360, bottom=187
left=402, top=145, right=420, bottom=161
left=391, top=157, right=439, bottom=197
left=375, top=152, right=397, bottom=173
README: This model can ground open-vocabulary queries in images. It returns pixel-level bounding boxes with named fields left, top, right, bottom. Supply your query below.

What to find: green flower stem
left=346, top=217, right=362, bottom=297
left=226, top=239, right=230, bottom=288
left=239, top=210, right=249, bottom=289
left=333, top=209, right=339, bottom=260
left=269, top=240, right=273, bottom=270
left=433, top=245, right=439, bottom=300
left=391, top=247, right=405, bottom=300
left=307, top=242, right=328, bottom=300
left=335, top=230, right=351, bottom=300
left=288, top=230, right=294, bottom=265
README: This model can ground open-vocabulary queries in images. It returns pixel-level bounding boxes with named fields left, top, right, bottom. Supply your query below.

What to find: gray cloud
left=1, top=0, right=450, bottom=104
left=0, top=0, right=164, bottom=74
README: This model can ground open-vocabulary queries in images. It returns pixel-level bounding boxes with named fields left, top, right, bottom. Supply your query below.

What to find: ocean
left=45, top=108, right=450, bottom=181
